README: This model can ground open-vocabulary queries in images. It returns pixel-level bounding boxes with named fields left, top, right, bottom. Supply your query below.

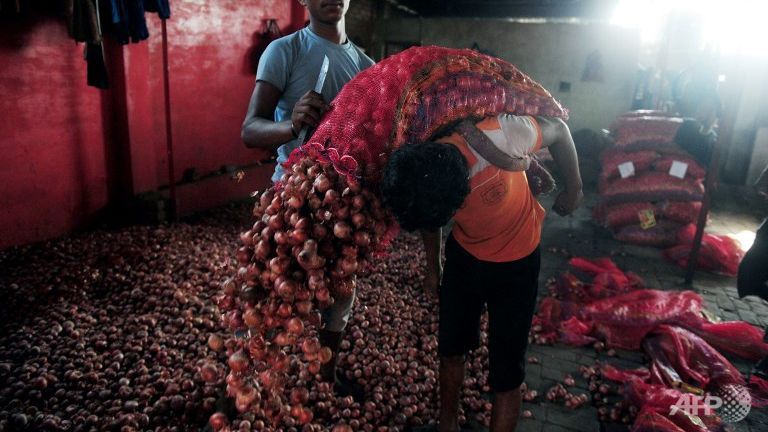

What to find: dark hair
left=380, top=142, right=470, bottom=231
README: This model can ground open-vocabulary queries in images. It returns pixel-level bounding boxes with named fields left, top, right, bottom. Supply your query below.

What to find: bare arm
left=537, top=117, right=583, bottom=215
left=241, top=81, right=327, bottom=150
left=421, top=228, right=442, bottom=299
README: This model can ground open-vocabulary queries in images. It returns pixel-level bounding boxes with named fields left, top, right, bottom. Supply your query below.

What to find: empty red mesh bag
left=749, top=375, right=768, bottom=408
left=568, top=257, right=642, bottom=298
left=557, top=316, right=596, bottom=346
left=630, top=410, right=689, bottom=432
left=626, top=379, right=724, bottom=432
left=664, top=224, right=744, bottom=276
left=631, top=407, right=719, bottom=432
left=289, top=46, right=568, bottom=183
left=625, top=379, right=702, bottom=415
left=584, top=290, right=705, bottom=350
left=643, top=325, right=744, bottom=389
left=531, top=296, right=562, bottom=343
left=692, top=321, right=768, bottom=362
left=600, top=364, right=651, bottom=383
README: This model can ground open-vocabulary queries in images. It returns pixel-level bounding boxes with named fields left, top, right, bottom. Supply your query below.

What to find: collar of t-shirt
left=303, top=27, right=355, bottom=52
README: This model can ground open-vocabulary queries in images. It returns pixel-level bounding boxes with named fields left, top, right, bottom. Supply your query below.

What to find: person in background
left=381, top=114, right=583, bottom=431
left=672, top=69, right=721, bottom=166
left=738, top=165, right=768, bottom=379
left=241, top=0, right=374, bottom=398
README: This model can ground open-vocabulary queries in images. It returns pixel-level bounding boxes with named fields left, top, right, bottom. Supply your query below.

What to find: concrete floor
left=512, top=184, right=768, bottom=432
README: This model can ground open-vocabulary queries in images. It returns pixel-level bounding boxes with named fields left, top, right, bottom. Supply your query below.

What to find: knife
left=296, top=55, right=330, bottom=145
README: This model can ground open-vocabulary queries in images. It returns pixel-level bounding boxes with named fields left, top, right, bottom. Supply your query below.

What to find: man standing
left=382, top=114, right=582, bottom=431
left=738, top=165, right=768, bottom=378
left=241, top=0, right=374, bottom=397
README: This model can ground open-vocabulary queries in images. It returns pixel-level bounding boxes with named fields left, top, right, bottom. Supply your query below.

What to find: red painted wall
left=131, top=0, right=305, bottom=211
left=142, top=1, right=295, bottom=190
left=0, top=1, right=306, bottom=249
left=0, top=13, right=109, bottom=249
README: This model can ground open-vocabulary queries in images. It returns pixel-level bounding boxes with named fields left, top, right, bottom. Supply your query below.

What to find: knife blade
left=296, top=55, right=330, bottom=145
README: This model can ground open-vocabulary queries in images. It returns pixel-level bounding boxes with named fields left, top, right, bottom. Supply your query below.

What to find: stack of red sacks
left=593, top=113, right=706, bottom=247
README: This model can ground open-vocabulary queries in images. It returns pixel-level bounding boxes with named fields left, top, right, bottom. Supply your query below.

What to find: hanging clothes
left=144, top=0, right=170, bottom=20
left=86, top=42, right=109, bottom=89
left=63, top=0, right=109, bottom=89
left=65, top=0, right=102, bottom=44
left=63, top=0, right=173, bottom=88
left=110, top=0, right=149, bottom=44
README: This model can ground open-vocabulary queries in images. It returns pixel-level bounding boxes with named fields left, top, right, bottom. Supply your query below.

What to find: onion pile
left=0, top=210, right=247, bottom=431
left=0, top=202, right=508, bottom=431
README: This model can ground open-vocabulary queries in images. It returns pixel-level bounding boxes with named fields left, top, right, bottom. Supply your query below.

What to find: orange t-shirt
left=437, top=115, right=545, bottom=262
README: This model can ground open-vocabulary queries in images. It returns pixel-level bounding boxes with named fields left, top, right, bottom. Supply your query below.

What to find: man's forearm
left=548, top=136, right=582, bottom=192
left=241, top=118, right=294, bottom=151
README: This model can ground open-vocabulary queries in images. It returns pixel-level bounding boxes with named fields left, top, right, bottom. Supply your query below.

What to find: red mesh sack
left=584, top=290, right=705, bottom=349
left=611, top=116, right=683, bottom=147
left=547, top=271, right=588, bottom=302
left=653, top=156, right=707, bottom=180
left=289, top=46, right=568, bottom=184
left=749, top=375, right=768, bottom=408
left=600, top=149, right=660, bottom=180
left=692, top=321, right=768, bottom=362
left=631, top=408, right=718, bottom=432
left=557, top=316, right=596, bottom=346
left=229, top=48, right=571, bottom=414
left=643, top=325, right=744, bottom=389
left=531, top=297, right=572, bottom=344
left=594, top=202, right=656, bottom=230
left=614, top=220, right=682, bottom=248
left=568, top=257, right=641, bottom=299
left=631, top=410, right=689, bottom=432
left=657, top=201, right=702, bottom=225
left=600, top=172, right=705, bottom=205
left=601, top=364, right=651, bottom=383
left=626, top=379, right=724, bottom=431
left=625, top=380, right=699, bottom=414
left=664, top=224, right=744, bottom=276
left=569, top=256, right=622, bottom=276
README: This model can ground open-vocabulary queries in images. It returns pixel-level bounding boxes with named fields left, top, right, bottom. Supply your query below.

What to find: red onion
left=285, top=318, right=305, bottom=336
left=313, top=174, right=331, bottom=193
left=333, top=222, right=352, bottom=240
left=228, top=351, right=250, bottom=373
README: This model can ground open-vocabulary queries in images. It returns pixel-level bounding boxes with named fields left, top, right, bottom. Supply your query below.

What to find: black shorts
left=438, top=234, right=540, bottom=392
